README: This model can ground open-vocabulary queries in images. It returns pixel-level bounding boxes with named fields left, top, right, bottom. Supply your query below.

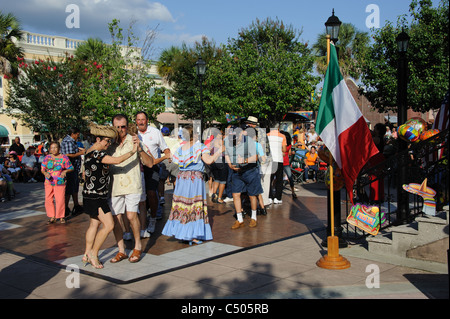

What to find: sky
left=1, top=0, right=439, bottom=60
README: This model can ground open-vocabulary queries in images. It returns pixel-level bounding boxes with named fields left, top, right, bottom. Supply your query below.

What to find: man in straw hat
left=245, top=116, right=259, bottom=127
left=108, top=114, right=154, bottom=264
left=246, top=116, right=272, bottom=212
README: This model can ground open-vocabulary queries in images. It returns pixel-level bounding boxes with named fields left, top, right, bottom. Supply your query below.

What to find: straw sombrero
left=89, top=124, right=118, bottom=140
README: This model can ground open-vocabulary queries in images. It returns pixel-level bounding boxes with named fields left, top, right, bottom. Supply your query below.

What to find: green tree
left=74, top=38, right=109, bottom=62
left=5, top=55, right=89, bottom=140
left=168, top=37, right=225, bottom=124
left=359, top=0, right=449, bottom=113
left=312, top=23, right=370, bottom=80
left=206, top=18, right=319, bottom=126
left=79, top=19, right=164, bottom=124
left=0, top=11, right=24, bottom=78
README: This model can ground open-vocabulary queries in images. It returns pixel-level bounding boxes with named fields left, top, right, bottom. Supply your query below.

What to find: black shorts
left=210, top=162, right=228, bottom=183
left=83, top=197, right=111, bottom=218
left=144, top=165, right=160, bottom=192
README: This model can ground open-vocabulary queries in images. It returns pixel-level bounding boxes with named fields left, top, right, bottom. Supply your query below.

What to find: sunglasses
left=103, top=138, right=112, bottom=145
left=116, top=125, right=127, bottom=129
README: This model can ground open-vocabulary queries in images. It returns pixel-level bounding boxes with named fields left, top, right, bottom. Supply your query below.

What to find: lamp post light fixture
left=325, top=9, right=342, bottom=44
left=396, top=29, right=410, bottom=53
left=11, top=119, right=18, bottom=131
left=195, top=57, right=206, bottom=140
left=396, top=29, right=410, bottom=224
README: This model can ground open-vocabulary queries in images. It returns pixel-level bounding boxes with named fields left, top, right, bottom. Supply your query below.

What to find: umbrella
left=282, top=112, right=310, bottom=122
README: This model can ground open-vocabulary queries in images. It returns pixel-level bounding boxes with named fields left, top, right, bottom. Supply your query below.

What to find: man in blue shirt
left=61, top=127, right=85, bottom=217
left=225, top=125, right=263, bottom=229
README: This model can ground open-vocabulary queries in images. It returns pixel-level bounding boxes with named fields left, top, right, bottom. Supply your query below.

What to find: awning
left=0, top=125, right=10, bottom=137
left=156, top=112, right=192, bottom=125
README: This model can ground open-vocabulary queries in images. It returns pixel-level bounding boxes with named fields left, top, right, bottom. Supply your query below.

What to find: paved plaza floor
left=0, top=180, right=448, bottom=302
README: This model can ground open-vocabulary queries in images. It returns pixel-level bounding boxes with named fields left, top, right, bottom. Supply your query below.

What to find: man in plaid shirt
left=61, top=127, right=85, bottom=217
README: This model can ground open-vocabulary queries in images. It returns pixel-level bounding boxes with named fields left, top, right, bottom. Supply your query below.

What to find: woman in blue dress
left=162, top=125, right=224, bottom=245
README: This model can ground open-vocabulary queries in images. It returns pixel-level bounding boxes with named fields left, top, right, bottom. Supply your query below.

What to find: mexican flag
left=316, top=43, right=379, bottom=203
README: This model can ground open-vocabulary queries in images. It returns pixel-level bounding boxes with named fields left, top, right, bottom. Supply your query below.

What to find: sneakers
left=273, top=198, right=283, bottom=204
left=147, top=217, right=157, bottom=233
left=140, top=229, right=151, bottom=238
left=222, top=197, right=233, bottom=203
left=28, top=178, right=37, bottom=183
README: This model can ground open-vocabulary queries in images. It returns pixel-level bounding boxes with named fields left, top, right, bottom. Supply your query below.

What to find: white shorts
left=110, top=193, right=141, bottom=215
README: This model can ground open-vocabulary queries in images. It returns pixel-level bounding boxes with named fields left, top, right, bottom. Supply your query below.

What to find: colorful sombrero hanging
left=403, top=178, right=436, bottom=216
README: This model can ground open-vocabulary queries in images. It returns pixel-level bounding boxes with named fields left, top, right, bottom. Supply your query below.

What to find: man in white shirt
left=136, top=111, right=170, bottom=234
left=21, top=148, right=39, bottom=182
left=306, top=125, right=318, bottom=148
left=267, top=123, right=286, bottom=204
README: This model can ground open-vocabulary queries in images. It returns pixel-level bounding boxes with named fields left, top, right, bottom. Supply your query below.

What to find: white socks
left=237, top=211, right=257, bottom=223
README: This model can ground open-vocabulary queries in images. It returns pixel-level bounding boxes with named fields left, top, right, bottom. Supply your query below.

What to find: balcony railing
left=343, top=129, right=449, bottom=241
left=19, top=31, right=84, bottom=51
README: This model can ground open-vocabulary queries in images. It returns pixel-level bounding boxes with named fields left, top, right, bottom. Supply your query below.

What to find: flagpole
left=327, top=35, right=334, bottom=238
left=326, top=34, right=331, bottom=65
left=316, top=36, right=350, bottom=270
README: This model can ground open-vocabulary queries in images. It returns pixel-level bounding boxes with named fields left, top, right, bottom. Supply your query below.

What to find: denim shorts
left=231, top=166, right=263, bottom=196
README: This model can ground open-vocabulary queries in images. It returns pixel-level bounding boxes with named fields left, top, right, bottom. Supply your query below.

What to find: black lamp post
left=322, top=10, right=346, bottom=248
left=195, top=57, right=206, bottom=140
left=396, top=30, right=410, bottom=224
left=325, top=9, right=342, bottom=44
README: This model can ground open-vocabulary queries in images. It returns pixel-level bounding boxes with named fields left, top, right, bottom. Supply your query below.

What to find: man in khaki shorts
left=109, top=114, right=153, bottom=263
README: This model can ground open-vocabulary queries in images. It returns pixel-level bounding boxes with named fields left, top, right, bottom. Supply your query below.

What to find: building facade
left=1, top=30, right=182, bottom=152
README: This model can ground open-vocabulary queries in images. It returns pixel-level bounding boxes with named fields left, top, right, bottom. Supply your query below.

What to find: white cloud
left=79, top=0, right=175, bottom=23
left=2, top=0, right=175, bottom=41
left=158, top=32, right=205, bottom=46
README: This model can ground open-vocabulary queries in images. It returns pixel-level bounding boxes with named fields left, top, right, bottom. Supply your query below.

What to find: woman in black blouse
left=82, top=125, right=138, bottom=269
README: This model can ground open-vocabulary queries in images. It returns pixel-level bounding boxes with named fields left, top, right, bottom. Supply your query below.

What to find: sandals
left=110, top=252, right=128, bottom=263
left=88, top=255, right=104, bottom=269
left=47, top=217, right=56, bottom=224
left=128, top=249, right=142, bottom=263
left=110, top=250, right=142, bottom=263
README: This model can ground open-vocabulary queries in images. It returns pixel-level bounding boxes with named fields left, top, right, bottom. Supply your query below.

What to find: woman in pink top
left=41, top=141, right=74, bottom=223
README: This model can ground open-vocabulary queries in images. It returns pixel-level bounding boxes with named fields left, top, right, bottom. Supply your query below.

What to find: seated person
left=304, top=146, right=319, bottom=183
left=21, top=148, right=39, bottom=182
left=4, top=151, right=21, bottom=182
left=0, top=171, right=7, bottom=202
left=0, top=163, right=17, bottom=199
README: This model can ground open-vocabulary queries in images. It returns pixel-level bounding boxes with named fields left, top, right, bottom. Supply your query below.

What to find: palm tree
left=0, top=11, right=24, bottom=78
left=156, top=46, right=182, bottom=84
left=312, top=23, right=369, bottom=80
left=74, top=38, right=107, bottom=62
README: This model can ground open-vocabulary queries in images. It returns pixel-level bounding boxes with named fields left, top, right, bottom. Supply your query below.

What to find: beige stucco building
left=1, top=30, right=183, bottom=152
